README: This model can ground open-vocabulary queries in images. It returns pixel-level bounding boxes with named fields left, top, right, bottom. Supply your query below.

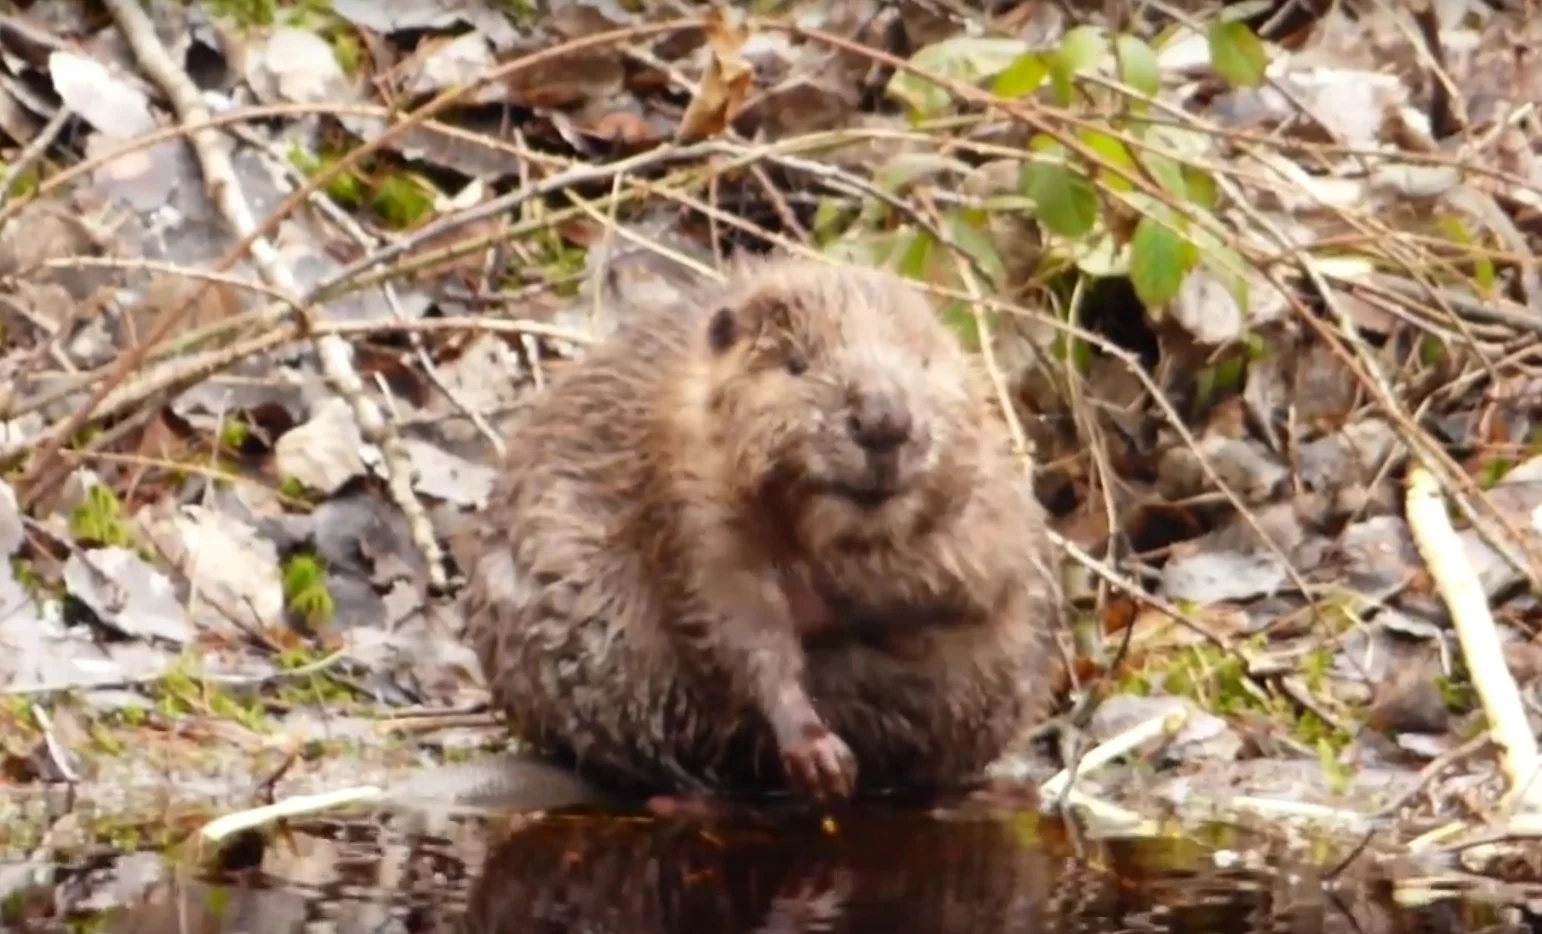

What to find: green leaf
left=1181, top=166, right=1219, bottom=209
left=1047, top=25, right=1107, bottom=105
left=1129, top=215, right=1195, bottom=309
left=1115, top=34, right=1161, bottom=99
left=1079, top=128, right=1137, bottom=191
left=875, top=152, right=973, bottom=193
left=1028, top=133, right=1064, bottom=155
left=1188, top=227, right=1250, bottom=311
left=947, top=211, right=1008, bottom=287
left=897, top=228, right=935, bottom=280
left=888, top=37, right=1033, bottom=117
left=811, top=197, right=846, bottom=243
left=1437, top=214, right=1496, bottom=296
left=941, top=298, right=983, bottom=351
left=1021, top=161, right=1099, bottom=238
left=1058, top=25, right=1108, bottom=75
left=1070, top=230, right=1122, bottom=277
left=1206, top=20, right=1268, bottom=88
left=992, top=51, right=1048, bottom=99
left=1135, top=146, right=1187, bottom=198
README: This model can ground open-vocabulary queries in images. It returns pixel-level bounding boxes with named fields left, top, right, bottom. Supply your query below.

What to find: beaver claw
left=781, top=729, right=857, bottom=801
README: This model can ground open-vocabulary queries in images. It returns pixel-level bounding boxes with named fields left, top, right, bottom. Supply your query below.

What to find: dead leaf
left=244, top=26, right=353, bottom=105
left=138, top=504, right=286, bottom=637
left=273, top=397, right=367, bottom=496
left=63, top=547, right=193, bottom=645
left=0, top=478, right=21, bottom=557
left=674, top=7, right=754, bottom=144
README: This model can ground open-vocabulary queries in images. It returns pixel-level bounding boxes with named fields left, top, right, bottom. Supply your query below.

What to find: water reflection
left=466, top=808, right=1058, bottom=934
left=87, top=805, right=1539, bottom=934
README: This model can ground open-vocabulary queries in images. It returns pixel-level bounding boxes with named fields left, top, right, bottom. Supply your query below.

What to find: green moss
left=282, top=552, right=334, bottom=627
left=10, top=558, right=48, bottom=600
left=218, top=417, right=250, bottom=452
left=3, top=162, right=40, bottom=200
left=329, top=30, right=362, bottom=76
left=1479, top=457, right=1513, bottom=489
left=370, top=174, right=434, bottom=230
left=69, top=484, right=136, bottom=550
left=1162, top=644, right=1258, bottom=715
left=288, top=146, right=367, bottom=207
left=1435, top=673, right=1476, bottom=713
left=488, top=0, right=539, bottom=23
left=1299, top=646, right=1334, bottom=693
left=201, top=0, right=278, bottom=28
left=277, top=475, right=315, bottom=505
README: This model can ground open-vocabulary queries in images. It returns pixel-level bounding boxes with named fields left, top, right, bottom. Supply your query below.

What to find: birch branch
left=102, top=0, right=446, bottom=588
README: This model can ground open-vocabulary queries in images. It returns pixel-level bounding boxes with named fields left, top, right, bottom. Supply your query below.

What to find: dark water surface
left=8, top=803, right=1540, bottom=934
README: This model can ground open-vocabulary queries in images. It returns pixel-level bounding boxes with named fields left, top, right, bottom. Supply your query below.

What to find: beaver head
left=687, top=259, right=987, bottom=549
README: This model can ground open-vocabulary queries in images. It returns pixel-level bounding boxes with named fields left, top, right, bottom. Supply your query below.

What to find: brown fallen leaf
left=582, top=108, right=661, bottom=147
left=1366, top=653, right=1449, bottom=736
left=674, top=6, right=753, bottom=144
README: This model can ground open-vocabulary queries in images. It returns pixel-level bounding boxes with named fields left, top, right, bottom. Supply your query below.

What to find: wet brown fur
left=456, top=255, right=1060, bottom=798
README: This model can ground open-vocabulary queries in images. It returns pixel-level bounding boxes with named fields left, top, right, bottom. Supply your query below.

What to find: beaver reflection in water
left=456, top=256, right=1060, bottom=802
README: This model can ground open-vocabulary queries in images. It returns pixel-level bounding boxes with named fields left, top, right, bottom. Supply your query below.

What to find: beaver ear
left=706, top=305, right=738, bottom=354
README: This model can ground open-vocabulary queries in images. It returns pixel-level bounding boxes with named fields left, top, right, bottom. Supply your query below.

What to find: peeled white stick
left=1405, top=465, right=1542, bottom=812
left=199, top=786, right=385, bottom=844
left=1039, top=707, right=1188, bottom=801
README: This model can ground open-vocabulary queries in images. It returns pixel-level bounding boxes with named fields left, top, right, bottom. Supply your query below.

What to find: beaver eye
left=785, top=354, right=808, bottom=376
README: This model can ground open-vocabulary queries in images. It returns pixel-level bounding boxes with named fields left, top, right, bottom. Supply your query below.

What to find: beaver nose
left=847, top=394, right=913, bottom=451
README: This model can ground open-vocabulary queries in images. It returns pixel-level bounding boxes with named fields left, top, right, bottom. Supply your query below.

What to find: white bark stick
left=1405, top=465, right=1542, bottom=812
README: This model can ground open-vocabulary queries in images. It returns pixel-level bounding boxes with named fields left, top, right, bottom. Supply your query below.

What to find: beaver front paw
left=780, top=726, right=857, bottom=801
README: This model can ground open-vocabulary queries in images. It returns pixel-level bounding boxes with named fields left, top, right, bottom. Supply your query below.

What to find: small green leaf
left=1181, top=166, right=1220, bottom=209
left=875, top=152, right=973, bottom=193
left=1193, top=236, right=1250, bottom=311
left=993, top=51, right=1048, bottom=99
left=888, top=37, right=1033, bottom=117
left=897, top=228, right=935, bottom=280
left=1021, top=162, right=1099, bottom=238
left=1047, top=26, right=1107, bottom=105
left=1137, top=147, right=1188, bottom=198
left=1028, top=133, right=1064, bottom=155
left=1079, top=128, right=1137, bottom=191
left=1437, top=214, right=1496, bottom=296
left=1213, top=354, right=1246, bottom=392
left=1242, top=330, right=1267, bottom=360
left=1115, top=34, right=1161, bottom=99
left=1058, top=25, right=1108, bottom=75
left=1207, top=20, right=1268, bottom=88
left=1048, top=57, right=1076, bottom=106
left=1475, top=251, right=1497, bottom=295
left=811, top=197, right=846, bottom=243
left=947, top=212, right=1008, bottom=287
left=1129, top=215, right=1195, bottom=309
left=1070, top=230, right=1123, bottom=277
left=941, top=298, right=983, bottom=351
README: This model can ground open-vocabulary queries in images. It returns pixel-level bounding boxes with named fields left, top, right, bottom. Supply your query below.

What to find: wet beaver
left=456, top=255, right=1060, bottom=803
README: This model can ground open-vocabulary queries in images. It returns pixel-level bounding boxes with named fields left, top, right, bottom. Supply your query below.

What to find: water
left=6, top=803, right=1539, bottom=933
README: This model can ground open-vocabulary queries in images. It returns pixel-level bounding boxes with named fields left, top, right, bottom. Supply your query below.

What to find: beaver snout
left=846, top=392, right=914, bottom=451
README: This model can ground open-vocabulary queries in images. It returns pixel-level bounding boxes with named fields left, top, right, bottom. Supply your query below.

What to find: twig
left=0, top=314, right=587, bottom=463
left=97, top=0, right=448, bottom=588
left=30, top=703, right=79, bottom=783
left=1372, top=732, right=1493, bottom=819
left=1224, top=796, right=1374, bottom=833
left=18, top=16, right=703, bottom=511
left=197, top=786, right=385, bottom=844
left=0, top=104, right=72, bottom=211
left=1405, top=465, right=1542, bottom=813
left=1039, top=707, right=1188, bottom=801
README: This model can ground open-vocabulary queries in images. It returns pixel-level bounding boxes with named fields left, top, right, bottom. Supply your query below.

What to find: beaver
left=456, top=254, right=1060, bottom=803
